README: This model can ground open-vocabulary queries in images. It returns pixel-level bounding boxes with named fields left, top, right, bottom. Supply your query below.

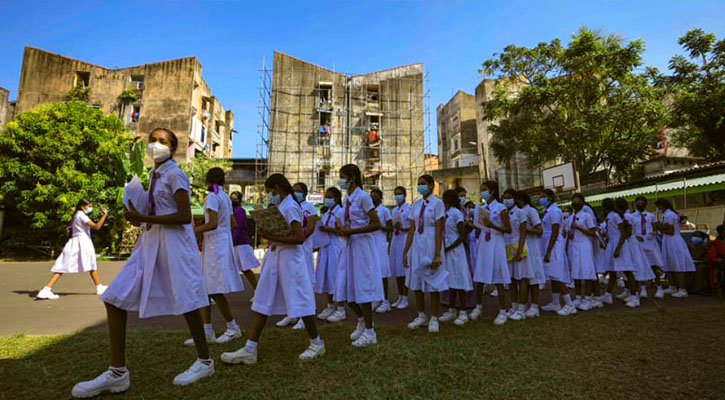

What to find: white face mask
left=84, top=207, right=93, bottom=215
left=147, top=142, right=171, bottom=162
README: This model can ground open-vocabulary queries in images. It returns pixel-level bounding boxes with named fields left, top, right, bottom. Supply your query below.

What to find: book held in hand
left=250, top=206, right=292, bottom=237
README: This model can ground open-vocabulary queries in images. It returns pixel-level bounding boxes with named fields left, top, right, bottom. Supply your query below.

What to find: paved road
left=0, top=261, right=720, bottom=336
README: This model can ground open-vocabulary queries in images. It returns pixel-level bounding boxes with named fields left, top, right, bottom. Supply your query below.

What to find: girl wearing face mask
left=539, top=189, right=575, bottom=315
left=617, top=197, right=653, bottom=308
left=280, top=182, right=318, bottom=331
left=315, top=187, right=346, bottom=323
left=598, top=198, right=639, bottom=306
left=37, top=199, right=108, bottom=300
left=370, top=188, right=394, bottom=314
left=565, top=193, right=599, bottom=313
left=229, top=191, right=260, bottom=294
left=654, top=198, right=695, bottom=298
left=184, top=168, right=244, bottom=346
left=631, top=196, right=665, bottom=299
left=389, top=186, right=412, bottom=309
left=514, top=192, right=545, bottom=317
left=221, top=173, right=325, bottom=366
left=502, top=189, right=533, bottom=321
left=334, top=164, right=384, bottom=347
left=403, top=174, right=447, bottom=333
left=74, top=129, right=212, bottom=398
left=471, top=181, right=512, bottom=326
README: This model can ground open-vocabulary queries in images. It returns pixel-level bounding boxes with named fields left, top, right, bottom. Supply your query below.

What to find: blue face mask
left=459, top=196, right=466, bottom=205
left=395, top=194, right=405, bottom=204
left=481, top=191, right=491, bottom=201
left=691, top=236, right=704, bottom=244
left=503, top=198, right=514, bottom=209
left=338, top=178, right=350, bottom=190
left=293, top=191, right=304, bottom=202
left=417, top=185, right=429, bottom=196
left=324, top=198, right=335, bottom=208
left=267, top=192, right=281, bottom=205
left=539, top=198, right=549, bottom=208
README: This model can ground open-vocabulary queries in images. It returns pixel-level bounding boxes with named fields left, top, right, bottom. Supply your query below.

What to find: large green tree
left=662, top=29, right=725, bottom=161
left=0, top=101, right=132, bottom=250
left=179, top=156, right=232, bottom=207
left=480, top=28, right=666, bottom=182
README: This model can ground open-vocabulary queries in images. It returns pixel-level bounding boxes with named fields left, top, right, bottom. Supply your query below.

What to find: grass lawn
left=1, top=304, right=724, bottom=399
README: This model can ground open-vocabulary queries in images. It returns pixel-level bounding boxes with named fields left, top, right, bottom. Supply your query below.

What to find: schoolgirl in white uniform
left=371, top=189, right=394, bottom=313
left=230, top=191, right=260, bottom=294
left=315, top=187, right=347, bottom=323
left=37, top=200, right=108, bottom=300
left=581, top=203, right=606, bottom=302
left=184, top=168, right=244, bottom=346
left=334, top=164, right=384, bottom=347
left=654, top=198, right=695, bottom=298
left=561, top=206, right=575, bottom=290
left=566, top=194, right=599, bottom=312
left=514, top=192, right=545, bottom=318
left=539, top=189, right=577, bottom=315
left=73, top=128, right=213, bottom=398
left=599, top=198, right=639, bottom=306
left=221, top=173, right=325, bottom=365
left=472, top=181, right=512, bottom=326
left=617, top=198, right=653, bottom=308
left=502, top=189, right=533, bottom=321
left=438, top=190, right=474, bottom=326
left=389, top=186, right=412, bottom=310
left=632, top=196, right=666, bottom=298
left=403, top=174, right=447, bottom=333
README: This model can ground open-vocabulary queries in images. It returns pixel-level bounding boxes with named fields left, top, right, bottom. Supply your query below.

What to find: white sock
left=357, top=317, right=364, bottom=324
left=337, top=306, right=345, bottom=312
left=575, top=295, right=582, bottom=302
left=203, top=323, right=214, bottom=337
left=244, top=340, right=258, bottom=353
left=448, top=307, right=455, bottom=313
left=311, top=336, right=323, bottom=346
left=563, top=294, right=573, bottom=307
left=511, top=302, right=519, bottom=310
left=499, top=309, right=506, bottom=315
left=363, top=328, right=375, bottom=337
left=430, top=316, right=438, bottom=322
left=418, top=312, right=426, bottom=318
left=327, top=303, right=334, bottom=309
left=226, top=319, right=238, bottom=331
left=656, top=285, right=663, bottom=290
left=43, top=286, right=52, bottom=291
left=475, top=304, right=483, bottom=311
left=584, top=295, right=592, bottom=302
left=552, top=293, right=561, bottom=304
left=109, top=366, right=127, bottom=377
left=459, top=310, right=468, bottom=316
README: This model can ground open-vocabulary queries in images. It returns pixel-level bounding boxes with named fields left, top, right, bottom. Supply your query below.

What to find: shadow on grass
left=13, top=290, right=98, bottom=299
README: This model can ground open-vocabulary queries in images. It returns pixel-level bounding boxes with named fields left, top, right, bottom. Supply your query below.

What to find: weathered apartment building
left=0, top=87, right=14, bottom=130
left=267, top=52, right=425, bottom=203
left=4, top=46, right=233, bottom=162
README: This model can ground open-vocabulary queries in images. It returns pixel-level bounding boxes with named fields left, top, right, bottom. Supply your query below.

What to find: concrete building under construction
left=259, top=52, right=427, bottom=204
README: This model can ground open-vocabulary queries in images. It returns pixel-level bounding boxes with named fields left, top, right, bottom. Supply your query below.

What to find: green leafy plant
left=179, top=155, right=232, bottom=207
left=117, top=88, right=138, bottom=103
left=64, top=86, right=92, bottom=102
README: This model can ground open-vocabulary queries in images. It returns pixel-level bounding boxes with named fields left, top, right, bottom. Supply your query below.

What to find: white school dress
left=231, top=205, right=259, bottom=272
left=444, top=207, right=473, bottom=291
left=660, top=209, right=696, bottom=272
left=467, top=209, right=480, bottom=269
left=101, top=160, right=208, bottom=318
left=389, top=203, right=411, bottom=278
left=374, top=204, right=392, bottom=278
left=603, top=212, right=637, bottom=272
left=406, top=195, right=448, bottom=292
left=625, top=213, right=656, bottom=281
left=201, top=190, right=244, bottom=295
left=315, top=205, right=343, bottom=294
left=252, top=195, right=316, bottom=318
left=631, top=210, right=665, bottom=269
left=540, top=203, right=569, bottom=283
left=51, top=211, right=98, bottom=273
left=334, top=187, right=384, bottom=303
left=505, top=206, right=534, bottom=281
left=595, top=221, right=609, bottom=274
left=300, top=201, right=318, bottom=287
left=521, top=205, right=546, bottom=285
left=582, top=205, right=606, bottom=275
left=566, top=211, right=597, bottom=281
left=473, top=200, right=510, bottom=285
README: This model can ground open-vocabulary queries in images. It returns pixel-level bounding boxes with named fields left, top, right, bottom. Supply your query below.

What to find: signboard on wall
left=306, top=194, right=324, bottom=204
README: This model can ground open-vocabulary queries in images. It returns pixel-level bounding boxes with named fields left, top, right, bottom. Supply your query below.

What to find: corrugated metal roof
left=586, top=172, right=725, bottom=203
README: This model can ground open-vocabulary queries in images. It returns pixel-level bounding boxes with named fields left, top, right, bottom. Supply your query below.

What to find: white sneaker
left=671, top=289, right=688, bottom=298
left=428, top=318, right=439, bottom=333
left=572, top=298, right=582, bottom=308
left=639, top=288, right=648, bottom=299
left=317, top=306, right=335, bottom=320
left=654, top=287, right=664, bottom=299
left=371, top=301, right=381, bottom=311
left=662, top=286, right=677, bottom=295
left=298, top=342, right=326, bottom=360
left=617, top=278, right=626, bottom=287
left=220, top=347, right=257, bottom=365
left=490, top=289, right=499, bottom=297
left=95, top=285, right=107, bottom=295
left=626, top=296, right=640, bottom=308
left=173, top=359, right=214, bottom=386
left=375, top=300, right=391, bottom=314
left=184, top=332, right=216, bottom=346
left=407, top=315, right=428, bottom=329
left=327, top=309, right=347, bottom=323
left=493, top=311, right=507, bottom=326
left=249, top=296, right=254, bottom=304
left=470, top=305, right=482, bottom=321
left=598, top=293, right=613, bottom=304
left=557, top=304, right=578, bottom=316
left=504, top=307, right=516, bottom=317
left=352, top=332, right=377, bottom=347
left=591, top=299, right=604, bottom=309
left=350, top=319, right=365, bottom=340
left=391, top=297, right=402, bottom=308
left=275, top=316, right=297, bottom=327
left=454, top=312, right=469, bottom=326
left=292, top=318, right=305, bottom=331
left=214, top=328, right=241, bottom=344
left=509, top=310, right=525, bottom=321
left=541, top=302, right=561, bottom=312
left=72, top=369, right=130, bottom=398
left=396, top=296, right=409, bottom=310
left=578, top=300, right=593, bottom=311
left=36, top=287, right=59, bottom=300
left=616, top=289, right=631, bottom=300
left=439, top=309, right=457, bottom=322
left=525, top=305, right=540, bottom=318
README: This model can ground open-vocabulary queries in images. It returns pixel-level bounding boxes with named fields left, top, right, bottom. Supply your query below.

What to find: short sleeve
left=77, top=212, right=91, bottom=224
left=663, top=211, right=676, bottom=225
left=451, top=209, right=463, bottom=225
left=166, top=168, right=190, bottom=195
left=205, top=193, right=220, bottom=213
left=359, top=192, right=375, bottom=214
left=283, top=201, right=303, bottom=225
left=582, top=214, right=595, bottom=229
left=433, top=199, right=445, bottom=221
left=407, top=202, right=417, bottom=223
left=527, top=208, right=542, bottom=227
left=550, top=207, right=563, bottom=225
left=612, top=213, right=623, bottom=226
left=382, top=208, right=392, bottom=223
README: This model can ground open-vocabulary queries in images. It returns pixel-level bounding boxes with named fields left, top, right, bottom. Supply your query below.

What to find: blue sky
left=1, top=0, right=723, bottom=158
